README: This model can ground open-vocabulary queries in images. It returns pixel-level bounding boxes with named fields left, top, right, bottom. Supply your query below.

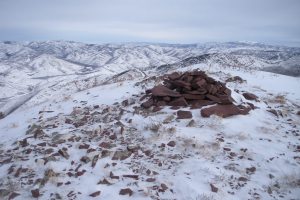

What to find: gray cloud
left=0, top=0, right=300, bottom=46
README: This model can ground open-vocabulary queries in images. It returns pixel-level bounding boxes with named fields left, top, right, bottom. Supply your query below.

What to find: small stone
left=146, top=178, right=156, bottom=182
left=160, top=183, right=168, bottom=192
left=177, top=110, right=192, bottom=119
left=167, top=141, right=176, bottom=147
left=210, top=183, right=218, bottom=193
left=58, top=149, right=69, bottom=159
left=98, top=178, right=111, bottom=185
left=91, top=155, right=99, bottom=168
left=243, top=92, right=258, bottom=101
left=112, top=150, right=132, bottom=160
left=78, top=143, right=90, bottom=149
left=119, top=188, right=133, bottom=196
left=31, top=189, right=40, bottom=198
left=99, top=142, right=111, bottom=149
left=89, top=191, right=101, bottom=197
left=238, top=177, right=248, bottom=182
left=80, top=156, right=90, bottom=163
left=246, top=167, right=256, bottom=174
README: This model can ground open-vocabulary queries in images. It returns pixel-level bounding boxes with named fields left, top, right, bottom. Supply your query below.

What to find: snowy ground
left=0, top=66, right=300, bottom=200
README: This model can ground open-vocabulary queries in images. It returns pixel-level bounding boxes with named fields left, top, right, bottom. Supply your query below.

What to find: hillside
left=0, top=41, right=299, bottom=200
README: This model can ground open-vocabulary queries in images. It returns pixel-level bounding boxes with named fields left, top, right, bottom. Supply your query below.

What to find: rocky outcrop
left=141, top=70, right=234, bottom=110
left=141, top=70, right=252, bottom=118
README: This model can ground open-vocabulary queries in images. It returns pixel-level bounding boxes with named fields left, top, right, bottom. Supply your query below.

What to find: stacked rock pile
left=141, top=70, right=252, bottom=118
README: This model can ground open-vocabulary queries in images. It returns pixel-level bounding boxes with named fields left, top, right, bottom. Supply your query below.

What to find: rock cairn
left=141, top=70, right=252, bottom=118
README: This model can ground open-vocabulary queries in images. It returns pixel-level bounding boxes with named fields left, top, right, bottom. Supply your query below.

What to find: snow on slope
left=0, top=61, right=299, bottom=200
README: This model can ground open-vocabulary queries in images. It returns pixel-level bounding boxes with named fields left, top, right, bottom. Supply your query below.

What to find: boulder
left=201, top=104, right=251, bottom=118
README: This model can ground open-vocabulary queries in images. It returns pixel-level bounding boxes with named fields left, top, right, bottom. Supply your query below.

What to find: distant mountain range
left=0, top=41, right=299, bottom=112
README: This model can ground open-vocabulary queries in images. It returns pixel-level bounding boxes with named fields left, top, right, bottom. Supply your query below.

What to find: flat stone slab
left=201, top=104, right=251, bottom=118
left=177, top=110, right=193, bottom=119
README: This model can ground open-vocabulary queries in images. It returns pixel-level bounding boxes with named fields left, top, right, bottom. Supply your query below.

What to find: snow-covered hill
left=0, top=41, right=300, bottom=200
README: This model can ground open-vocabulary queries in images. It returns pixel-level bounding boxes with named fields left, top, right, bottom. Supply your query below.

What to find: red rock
left=79, top=143, right=90, bottom=149
left=177, top=110, right=193, bottom=119
left=123, top=175, right=139, bottom=180
left=151, top=85, right=181, bottom=97
left=243, top=92, right=258, bottom=100
left=201, top=104, right=251, bottom=118
left=167, top=141, right=176, bottom=147
left=170, top=80, right=191, bottom=90
left=89, top=191, right=101, bottom=197
left=190, top=100, right=215, bottom=109
left=206, top=94, right=221, bottom=103
left=168, top=97, right=188, bottom=107
left=146, top=178, right=156, bottom=182
left=119, top=188, right=133, bottom=196
left=31, top=189, right=40, bottom=198
left=99, top=142, right=111, bottom=149
left=182, top=94, right=205, bottom=100
left=152, top=106, right=163, bottom=112
left=156, top=101, right=167, bottom=107
left=210, top=183, right=218, bottom=193
left=163, top=96, right=171, bottom=101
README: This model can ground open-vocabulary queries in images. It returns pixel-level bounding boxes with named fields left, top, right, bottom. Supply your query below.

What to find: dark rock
left=152, top=106, right=163, bottom=112
left=91, top=155, right=99, bottom=168
left=167, top=141, right=176, bottom=147
left=89, top=191, right=101, bottom=197
left=177, top=110, right=193, bottom=119
left=238, top=177, right=248, bottom=182
left=246, top=167, right=256, bottom=174
left=267, top=109, right=278, bottom=117
left=182, top=94, right=205, bottom=100
left=201, top=104, right=251, bottom=118
left=98, top=178, right=111, bottom=185
left=58, top=149, right=69, bottom=159
left=151, top=85, right=181, bottom=97
left=31, top=189, right=40, bottom=198
left=297, top=111, right=300, bottom=115
left=210, top=183, right=218, bottom=193
left=65, top=118, right=73, bottom=124
left=226, top=76, right=244, bottom=83
left=243, top=92, right=258, bottom=100
left=112, top=150, right=132, bottom=160
left=78, top=143, right=90, bottom=149
left=168, top=97, right=188, bottom=107
left=119, top=188, right=133, bottom=196
left=123, top=175, right=139, bottom=180
left=80, top=156, right=90, bottom=163
left=146, top=178, right=156, bottom=182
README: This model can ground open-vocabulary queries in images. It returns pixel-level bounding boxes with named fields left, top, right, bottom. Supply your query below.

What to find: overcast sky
left=0, top=0, right=300, bottom=46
